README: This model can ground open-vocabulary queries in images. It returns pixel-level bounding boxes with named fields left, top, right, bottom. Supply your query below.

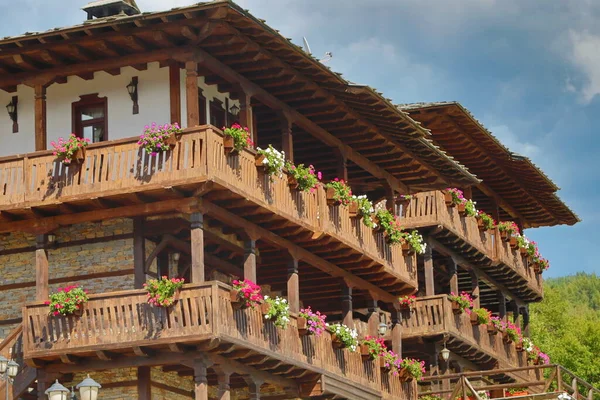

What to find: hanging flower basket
left=297, top=317, right=308, bottom=336
left=451, top=301, right=463, bottom=315
left=326, top=186, right=341, bottom=206
left=348, top=201, right=359, bottom=218
left=470, top=312, right=480, bottom=326
left=287, top=174, right=299, bottom=190
left=223, top=135, right=236, bottom=155
left=487, top=322, right=498, bottom=335
left=331, top=333, right=345, bottom=349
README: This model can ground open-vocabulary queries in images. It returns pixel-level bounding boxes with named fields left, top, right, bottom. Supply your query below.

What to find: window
left=209, top=98, right=225, bottom=128
left=198, top=89, right=207, bottom=125
left=72, top=94, right=108, bottom=143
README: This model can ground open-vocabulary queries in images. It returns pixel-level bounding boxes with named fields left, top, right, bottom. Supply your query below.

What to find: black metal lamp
left=229, top=103, right=240, bottom=116
left=6, top=96, right=17, bottom=133
left=126, top=77, right=139, bottom=114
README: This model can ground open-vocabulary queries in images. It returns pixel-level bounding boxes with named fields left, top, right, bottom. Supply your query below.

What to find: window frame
left=71, top=93, right=108, bottom=142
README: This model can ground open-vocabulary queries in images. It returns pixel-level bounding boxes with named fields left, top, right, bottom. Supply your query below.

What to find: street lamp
left=0, top=356, right=19, bottom=400
left=76, top=374, right=101, bottom=400
left=441, top=345, right=450, bottom=362
left=378, top=322, right=388, bottom=336
left=46, top=380, right=70, bottom=400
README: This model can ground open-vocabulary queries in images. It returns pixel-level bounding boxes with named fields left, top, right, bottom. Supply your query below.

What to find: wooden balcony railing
left=402, top=191, right=542, bottom=296
left=0, top=126, right=416, bottom=288
left=402, top=295, right=534, bottom=379
left=23, top=283, right=415, bottom=398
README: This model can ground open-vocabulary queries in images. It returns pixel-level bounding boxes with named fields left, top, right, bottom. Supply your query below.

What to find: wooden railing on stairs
left=0, top=324, right=36, bottom=399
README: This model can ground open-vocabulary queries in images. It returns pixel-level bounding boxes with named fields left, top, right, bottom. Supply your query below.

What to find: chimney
left=82, top=0, right=141, bottom=20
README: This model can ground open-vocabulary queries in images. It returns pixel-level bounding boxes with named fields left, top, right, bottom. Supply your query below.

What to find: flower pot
left=477, top=218, right=486, bottom=232
left=451, top=301, right=463, bottom=315
left=287, top=175, right=299, bottom=190
left=360, top=344, right=372, bottom=360
left=165, top=133, right=180, bottom=148
left=72, top=304, right=84, bottom=317
left=507, top=391, right=529, bottom=397
left=230, top=289, right=244, bottom=310
left=255, top=153, right=266, bottom=170
left=500, top=231, right=510, bottom=242
left=297, top=317, right=308, bottom=336
left=326, top=187, right=341, bottom=206
left=443, top=191, right=454, bottom=207
left=503, top=332, right=513, bottom=344
left=74, top=147, right=86, bottom=164
left=509, top=236, right=518, bottom=250
left=398, top=368, right=413, bottom=382
left=470, top=312, right=480, bottom=326
left=457, top=202, right=466, bottom=216
left=373, top=216, right=385, bottom=232
left=487, top=323, right=498, bottom=335
left=534, top=264, right=542, bottom=274
left=223, top=136, right=235, bottom=154
left=401, top=241, right=415, bottom=256
left=260, top=302, right=271, bottom=316
left=348, top=201, right=359, bottom=218
left=519, top=247, right=528, bottom=256
left=331, top=333, right=345, bottom=349
left=516, top=342, right=524, bottom=352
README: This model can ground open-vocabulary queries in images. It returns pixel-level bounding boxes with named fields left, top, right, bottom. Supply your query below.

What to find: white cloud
left=566, top=30, right=600, bottom=103
left=488, top=124, right=540, bottom=158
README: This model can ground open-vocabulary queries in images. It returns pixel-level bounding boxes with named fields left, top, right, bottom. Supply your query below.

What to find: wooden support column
left=280, top=113, right=294, bottom=163
left=185, top=60, right=199, bottom=127
left=34, top=84, right=47, bottom=151
left=497, top=292, right=507, bottom=321
left=341, top=281, right=353, bottom=328
left=244, top=377, right=262, bottom=400
left=193, top=359, right=209, bottom=400
left=448, top=258, right=459, bottom=295
left=424, top=241, right=435, bottom=296
left=522, top=306, right=530, bottom=337
left=390, top=309, right=402, bottom=358
left=36, top=370, right=47, bottom=400
left=169, top=63, right=181, bottom=124
left=511, top=300, right=520, bottom=326
left=217, top=370, right=232, bottom=400
left=490, top=198, right=500, bottom=223
left=137, top=366, right=151, bottom=399
left=133, top=217, right=146, bottom=289
left=469, top=270, right=480, bottom=308
left=286, top=256, right=299, bottom=314
left=365, top=295, right=379, bottom=337
left=238, top=90, right=254, bottom=142
left=333, top=148, right=348, bottom=181
left=190, top=212, right=205, bottom=283
left=244, top=239, right=257, bottom=282
left=384, top=181, right=396, bottom=214
left=463, top=187, right=473, bottom=200
left=35, top=234, right=49, bottom=301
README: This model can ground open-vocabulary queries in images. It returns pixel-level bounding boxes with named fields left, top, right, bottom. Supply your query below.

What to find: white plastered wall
left=0, top=85, right=35, bottom=156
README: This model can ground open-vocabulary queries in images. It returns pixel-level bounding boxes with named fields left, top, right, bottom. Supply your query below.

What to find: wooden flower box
left=451, top=301, right=463, bottom=315
left=326, top=187, right=341, bottom=206
left=297, top=317, right=308, bottom=336
left=331, top=333, right=345, bottom=349
left=457, top=202, right=466, bottom=215
left=443, top=191, right=454, bottom=207
left=487, top=322, right=498, bottom=335
left=359, top=344, right=372, bottom=360
left=401, top=241, right=414, bottom=256
left=470, top=312, right=480, bottom=326
left=223, top=135, right=235, bottom=154
left=348, top=201, right=359, bottom=218
left=287, top=175, right=299, bottom=190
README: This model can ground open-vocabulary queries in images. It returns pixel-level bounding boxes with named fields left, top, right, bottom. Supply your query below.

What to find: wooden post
left=35, top=235, right=49, bottom=301
left=185, top=60, right=199, bottom=127
left=511, top=300, right=520, bottom=326
left=137, top=366, right=151, bottom=399
left=498, top=292, right=507, bottom=321
left=280, top=113, right=294, bottom=163
left=244, top=377, right=262, bottom=400
left=34, top=84, right=47, bottom=151
left=333, top=148, right=348, bottom=181
left=286, top=256, right=299, bottom=314
left=190, top=212, right=205, bottom=283
left=244, top=239, right=257, bottom=282
left=36, top=370, right=47, bottom=400
left=448, top=258, right=459, bottom=294
left=239, top=90, right=254, bottom=142
left=470, top=270, right=480, bottom=308
left=341, top=282, right=353, bottom=328
left=366, top=295, right=379, bottom=337
left=424, top=242, right=435, bottom=296
left=194, top=359, right=209, bottom=400
left=169, top=63, right=181, bottom=124
left=217, top=370, right=232, bottom=400
left=463, top=186, right=473, bottom=200
left=133, top=217, right=146, bottom=289
left=390, top=309, right=402, bottom=358
left=490, top=198, right=500, bottom=223
left=522, top=306, right=530, bottom=337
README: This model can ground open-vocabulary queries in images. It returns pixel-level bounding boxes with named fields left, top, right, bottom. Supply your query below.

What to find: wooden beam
left=200, top=200, right=397, bottom=303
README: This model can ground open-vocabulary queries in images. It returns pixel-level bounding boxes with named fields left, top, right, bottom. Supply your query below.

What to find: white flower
left=264, top=295, right=269, bottom=300
left=265, top=315, right=271, bottom=319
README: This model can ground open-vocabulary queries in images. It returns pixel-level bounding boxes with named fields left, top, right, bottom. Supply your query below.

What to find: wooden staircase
left=0, top=324, right=37, bottom=400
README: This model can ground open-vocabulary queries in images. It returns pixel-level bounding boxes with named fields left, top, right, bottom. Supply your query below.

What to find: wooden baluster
left=572, top=378, right=579, bottom=399
left=190, top=212, right=205, bottom=282
left=35, top=234, right=49, bottom=301
left=133, top=217, right=146, bottom=289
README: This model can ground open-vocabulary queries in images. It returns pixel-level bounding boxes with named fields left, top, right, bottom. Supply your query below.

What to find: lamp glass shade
left=6, top=102, right=15, bottom=114
left=229, top=104, right=240, bottom=116
left=6, top=360, right=18, bottom=378
left=441, top=346, right=450, bottom=362
left=172, top=252, right=181, bottom=261
left=0, top=355, right=8, bottom=373
left=45, top=380, right=70, bottom=400
left=76, top=375, right=101, bottom=400
left=126, top=80, right=137, bottom=96
left=378, top=322, right=388, bottom=336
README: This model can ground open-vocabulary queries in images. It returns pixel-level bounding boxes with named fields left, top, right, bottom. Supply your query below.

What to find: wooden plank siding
left=22, top=282, right=416, bottom=399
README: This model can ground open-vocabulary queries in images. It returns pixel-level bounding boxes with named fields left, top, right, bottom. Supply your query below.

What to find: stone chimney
left=82, top=0, right=141, bottom=20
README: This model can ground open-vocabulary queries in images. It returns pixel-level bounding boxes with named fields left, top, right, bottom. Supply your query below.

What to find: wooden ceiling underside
left=0, top=2, right=476, bottom=193
left=402, top=105, right=578, bottom=228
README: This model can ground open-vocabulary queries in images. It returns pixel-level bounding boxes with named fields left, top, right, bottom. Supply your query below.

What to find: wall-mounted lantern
left=229, top=103, right=240, bottom=116
left=6, top=96, right=18, bottom=133
left=126, top=77, right=139, bottom=115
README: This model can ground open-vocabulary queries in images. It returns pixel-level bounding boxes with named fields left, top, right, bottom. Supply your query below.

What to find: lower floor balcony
left=21, top=282, right=415, bottom=400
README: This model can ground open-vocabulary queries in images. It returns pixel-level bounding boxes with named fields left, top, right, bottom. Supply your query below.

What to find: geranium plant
left=286, top=163, right=321, bottom=193
left=138, top=122, right=182, bottom=155
left=361, top=336, right=387, bottom=359
left=498, top=320, right=522, bottom=343
left=298, top=307, right=327, bottom=336
left=374, top=209, right=403, bottom=244
left=400, top=230, right=427, bottom=254
left=352, top=195, right=375, bottom=228
left=256, top=145, right=285, bottom=180
left=223, top=123, right=253, bottom=152
left=471, top=308, right=492, bottom=325
left=263, top=295, right=290, bottom=328
left=464, top=199, right=478, bottom=217
left=144, top=276, right=185, bottom=307
left=448, top=291, right=474, bottom=313
left=399, top=295, right=417, bottom=309
left=476, top=211, right=496, bottom=231
left=45, top=285, right=89, bottom=316
left=329, top=323, right=359, bottom=351
left=536, top=258, right=550, bottom=273
left=444, top=188, right=465, bottom=206
left=382, top=350, right=402, bottom=375
left=51, top=134, right=90, bottom=164
left=325, top=178, right=353, bottom=206
left=400, top=358, right=426, bottom=380
left=498, top=221, right=520, bottom=240
left=231, top=279, right=263, bottom=309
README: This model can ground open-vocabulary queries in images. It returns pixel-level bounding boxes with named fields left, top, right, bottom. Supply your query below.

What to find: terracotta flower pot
left=255, top=153, right=266, bottom=169
left=360, top=344, right=371, bottom=360
left=451, top=301, right=463, bottom=315
left=288, top=175, right=299, bottom=190
left=230, top=289, right=244, bottom=310
left=457, top=202, right=466, bottom=216
left=223, top=136, right=235, bottom=154
left=331, top=333, right=344, bottom=349
left=470, top=312, right=480, bottom=326
left=297, top=317, right=308, bottom=336
left=487, top=323, right=498, bottom=335
left=401, top=240, right=414, bottom=256
left=477, top=218, right=486, bottom=231
left=164, top=133, right=180, bottom=148
left=443, top=191, right=454, bottom=207
left=348, top=201, right=359, bottom=218
left=503, top=332, right=513, bottom=344
left=326, top=187, right=341, bottom=206
left=500, top=231, right=510, bottom=242
left=516, top=342, right=524, bottom=352
left=509, top=236, right=518, bottom=250
left=519, top=247, right=528, bottom=256
left=260, top=302, right=271, bottom=316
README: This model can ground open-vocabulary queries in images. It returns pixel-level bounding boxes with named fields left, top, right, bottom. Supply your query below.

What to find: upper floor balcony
left=402, top=190, right=543, bottom=301
left=22, top=282, right=416, bottom=400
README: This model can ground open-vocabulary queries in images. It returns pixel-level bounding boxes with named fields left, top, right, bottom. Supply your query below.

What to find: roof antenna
left=303, top=37, right=333, bottom=64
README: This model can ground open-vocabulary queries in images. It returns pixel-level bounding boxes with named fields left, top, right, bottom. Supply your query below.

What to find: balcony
left=402, top=296, right=535, bottom=383
left=402, top=191, right=542, bottom=301
left=0, top=126, right=416, bottom=294
left=22, top=282, right=416, bottom=400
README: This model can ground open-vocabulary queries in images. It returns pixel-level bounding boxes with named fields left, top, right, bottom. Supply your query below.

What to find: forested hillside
left=530, top=273, right=600, bottom=387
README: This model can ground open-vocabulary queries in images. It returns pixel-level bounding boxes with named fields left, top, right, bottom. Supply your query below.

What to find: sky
left=1, top=0, right=598, bottom=278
